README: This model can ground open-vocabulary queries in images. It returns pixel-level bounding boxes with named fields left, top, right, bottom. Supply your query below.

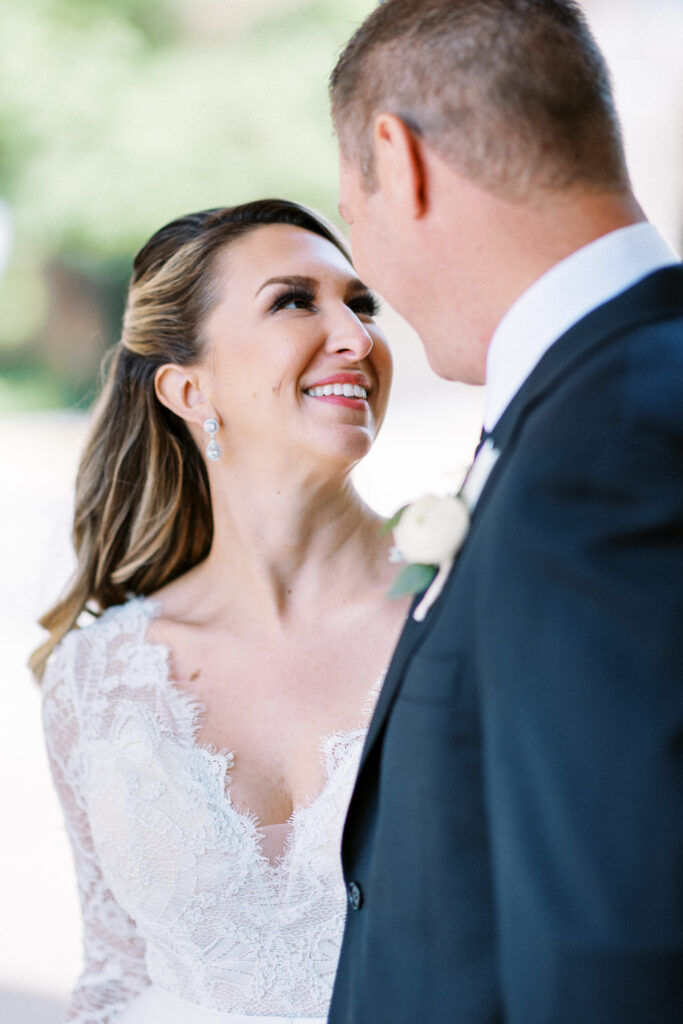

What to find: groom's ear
left=372, top=113, right=428, bottom=219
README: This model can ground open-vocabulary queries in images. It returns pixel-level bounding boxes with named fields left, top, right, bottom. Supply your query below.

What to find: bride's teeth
left=305, top=382, right=368, bottom=398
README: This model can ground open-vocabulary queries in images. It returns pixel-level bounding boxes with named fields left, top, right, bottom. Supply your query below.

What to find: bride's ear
left=154, top=364, right=211, bottom=427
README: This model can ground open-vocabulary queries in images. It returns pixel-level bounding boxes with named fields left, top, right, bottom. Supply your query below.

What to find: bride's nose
left=324, top=307, right=374, bottom=361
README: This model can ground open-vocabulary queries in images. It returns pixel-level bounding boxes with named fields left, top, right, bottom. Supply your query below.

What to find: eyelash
left=350, top=293, right=381, bottom=318
left=269, top=287, right=380, bottom=319
left=270, top=286, right=316, bottom=313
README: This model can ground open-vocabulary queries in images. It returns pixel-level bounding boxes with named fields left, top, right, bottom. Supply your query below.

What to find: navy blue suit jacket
left=329, top=266, right=683, bottom=1023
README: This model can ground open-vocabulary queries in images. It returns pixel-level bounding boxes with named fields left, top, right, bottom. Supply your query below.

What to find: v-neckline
left=133, top=596, right=383, bottom=871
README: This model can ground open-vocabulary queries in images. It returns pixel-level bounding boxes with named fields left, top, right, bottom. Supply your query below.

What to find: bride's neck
left=191, top=465, right=384, bottom=628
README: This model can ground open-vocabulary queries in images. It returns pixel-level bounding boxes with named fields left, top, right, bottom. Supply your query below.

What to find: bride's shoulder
left=44, top=596, right=153, bottom=689
left=74, top=594, right=152, bottom=643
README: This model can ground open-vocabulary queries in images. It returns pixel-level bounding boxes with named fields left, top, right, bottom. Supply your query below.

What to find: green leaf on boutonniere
left=380, top=505, right=408, bottom=537
left=388, top=562, right=437, bottom=599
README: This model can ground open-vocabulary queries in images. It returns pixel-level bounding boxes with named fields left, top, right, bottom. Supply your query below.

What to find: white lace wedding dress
left=42, top=597, right=379, bottom=1024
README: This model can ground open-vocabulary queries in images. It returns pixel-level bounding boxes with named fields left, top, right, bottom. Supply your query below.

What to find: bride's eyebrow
left=345, top=278, right=373, bottom=298
left=254, top=274, right=317, bottom=298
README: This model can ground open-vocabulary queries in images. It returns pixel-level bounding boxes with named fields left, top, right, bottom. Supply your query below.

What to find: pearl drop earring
left=203, top=417, right=222, bottom=461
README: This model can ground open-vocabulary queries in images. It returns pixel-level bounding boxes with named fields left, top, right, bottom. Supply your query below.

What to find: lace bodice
left=42, top=597, right=378, bottom=1023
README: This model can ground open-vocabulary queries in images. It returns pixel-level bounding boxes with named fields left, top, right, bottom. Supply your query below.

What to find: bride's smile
left=302, top=373, right=370, bottom=407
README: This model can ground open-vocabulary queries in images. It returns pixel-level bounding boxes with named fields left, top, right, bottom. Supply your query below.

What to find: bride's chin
left=296, top=448, right=371, bottom=484
left=301, top=422, right=376, bottom=462
left=324, top=432, right=376, bottom=466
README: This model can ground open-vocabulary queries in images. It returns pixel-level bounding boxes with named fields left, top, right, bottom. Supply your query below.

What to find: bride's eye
left=270, top=286, right=317, bottom=313
left=348, top=292, right=381, bottom=320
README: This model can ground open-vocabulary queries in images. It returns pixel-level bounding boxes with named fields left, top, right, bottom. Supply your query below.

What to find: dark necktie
left=474, top=426, right=491, bottom=458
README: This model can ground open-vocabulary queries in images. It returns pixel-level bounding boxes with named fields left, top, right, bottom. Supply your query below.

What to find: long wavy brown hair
left=31, top=199, right=350, bottom=680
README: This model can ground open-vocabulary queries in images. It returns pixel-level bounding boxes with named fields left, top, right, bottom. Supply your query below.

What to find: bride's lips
left=302, top=372, right=372, bottom=410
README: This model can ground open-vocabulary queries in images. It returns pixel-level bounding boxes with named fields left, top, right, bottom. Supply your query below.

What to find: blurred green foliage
left=0, top=0, right=371, bottom=408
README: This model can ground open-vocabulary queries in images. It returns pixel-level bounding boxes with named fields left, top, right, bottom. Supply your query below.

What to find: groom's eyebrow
left=254, top=274, right=317, bottom=297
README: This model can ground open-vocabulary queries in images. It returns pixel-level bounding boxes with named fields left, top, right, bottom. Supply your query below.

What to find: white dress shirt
left=484, top=223, right=680, bottom=432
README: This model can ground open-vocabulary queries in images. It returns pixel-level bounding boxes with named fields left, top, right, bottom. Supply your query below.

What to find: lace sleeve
left=42, top=631, right=150, bottom=1024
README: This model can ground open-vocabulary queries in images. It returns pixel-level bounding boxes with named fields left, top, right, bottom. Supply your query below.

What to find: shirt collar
left=484, top=222, right=680, bottom=431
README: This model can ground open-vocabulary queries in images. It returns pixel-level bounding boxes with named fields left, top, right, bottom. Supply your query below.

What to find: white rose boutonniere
left=384, top=439, right=501, bottom=622
left=385, top=493, right=470, bottom=622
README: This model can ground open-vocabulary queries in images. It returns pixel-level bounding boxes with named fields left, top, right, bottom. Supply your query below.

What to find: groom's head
left=330, top=0, right=636, bottom=382
left=331, top=0, right=628, bottom=199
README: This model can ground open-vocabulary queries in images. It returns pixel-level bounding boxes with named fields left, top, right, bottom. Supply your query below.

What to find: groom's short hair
left=329, top=0, right=630, bottom=200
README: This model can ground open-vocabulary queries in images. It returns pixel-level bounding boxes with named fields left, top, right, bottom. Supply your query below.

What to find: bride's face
left=200, top=223, right=392, bottom=471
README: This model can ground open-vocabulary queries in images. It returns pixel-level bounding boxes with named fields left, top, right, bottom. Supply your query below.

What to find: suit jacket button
left=347, top=881, right=363, bottom=910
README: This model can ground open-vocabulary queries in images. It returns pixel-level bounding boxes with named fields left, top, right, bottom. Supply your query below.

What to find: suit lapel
left=355, top=265, right=683, bottom=780
left=357, top=599, right=426, bottom=775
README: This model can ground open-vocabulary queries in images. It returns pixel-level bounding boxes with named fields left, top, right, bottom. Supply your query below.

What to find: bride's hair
left=30, top=199, right=350, bottom=681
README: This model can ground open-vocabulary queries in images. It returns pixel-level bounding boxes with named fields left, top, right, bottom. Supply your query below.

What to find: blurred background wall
left=0, top=1, right=681, bottom=1021
left=0, top=0, right=375, bottom=409
left=1, top=0, right=681, bottom=412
